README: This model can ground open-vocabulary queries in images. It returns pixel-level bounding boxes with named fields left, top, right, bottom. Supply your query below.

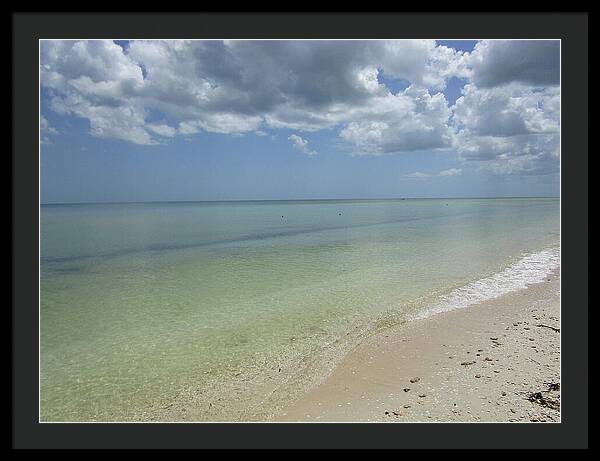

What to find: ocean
left=40, top=198, right=560, bottom=421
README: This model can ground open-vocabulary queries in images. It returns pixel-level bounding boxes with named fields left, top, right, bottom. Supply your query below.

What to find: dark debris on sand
left=526, top=382, right=561, bottom=412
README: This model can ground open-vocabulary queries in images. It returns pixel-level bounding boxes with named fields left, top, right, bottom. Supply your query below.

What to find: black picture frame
left=12, top=11, right=588, bottom=449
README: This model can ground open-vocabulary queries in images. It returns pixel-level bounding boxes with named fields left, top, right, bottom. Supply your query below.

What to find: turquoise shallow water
left=40, top=198, right=559, bottom=421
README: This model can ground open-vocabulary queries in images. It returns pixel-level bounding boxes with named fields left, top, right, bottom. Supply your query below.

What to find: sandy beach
left=273, top=268, right=560, bottom=422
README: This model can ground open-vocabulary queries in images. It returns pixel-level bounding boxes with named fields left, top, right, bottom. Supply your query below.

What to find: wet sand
left=273, top=268, right=560, bottom=422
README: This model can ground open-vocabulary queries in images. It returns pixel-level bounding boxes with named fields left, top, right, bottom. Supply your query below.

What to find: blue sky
left=40, top=40, right=560, bottom=203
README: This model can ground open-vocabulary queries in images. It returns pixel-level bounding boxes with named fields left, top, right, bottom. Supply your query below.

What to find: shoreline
left=41, top=249, right=561, bottom=422
left=271, top=267, right=560, bottom=422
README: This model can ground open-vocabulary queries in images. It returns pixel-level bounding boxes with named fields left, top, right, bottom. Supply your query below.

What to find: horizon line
left=41, top=196, right=561, bottom=206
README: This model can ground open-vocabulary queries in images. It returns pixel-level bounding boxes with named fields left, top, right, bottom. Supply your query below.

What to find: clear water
left=40, top=198, right=560, bottom=421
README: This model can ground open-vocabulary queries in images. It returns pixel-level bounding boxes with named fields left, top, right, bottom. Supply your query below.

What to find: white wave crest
left=413, top=247, right=560, bottom=320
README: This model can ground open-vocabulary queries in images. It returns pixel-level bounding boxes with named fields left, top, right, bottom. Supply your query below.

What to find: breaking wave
left=413, top=247, right=560, bottom=320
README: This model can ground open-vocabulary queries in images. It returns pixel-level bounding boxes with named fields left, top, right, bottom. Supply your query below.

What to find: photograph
left=38, top=37, right=563, bottom=424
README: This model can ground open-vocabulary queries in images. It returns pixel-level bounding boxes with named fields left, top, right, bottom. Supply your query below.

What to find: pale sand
left=273, top=268, right=560, bottom=422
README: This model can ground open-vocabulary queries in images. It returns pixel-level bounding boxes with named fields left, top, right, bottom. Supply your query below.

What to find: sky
left=40, top=39, right=560, bottom=203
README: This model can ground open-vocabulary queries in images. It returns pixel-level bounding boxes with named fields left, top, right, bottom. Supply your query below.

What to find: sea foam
left=413, top=247, right=560, bottom=320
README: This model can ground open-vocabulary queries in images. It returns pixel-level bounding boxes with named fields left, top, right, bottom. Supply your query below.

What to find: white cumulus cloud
left=339, top=86, right=454, bottom=155
left=147, top=123, right=177, bottom=137
left=403, top=171, right=431, bottom=179
left=452, top=82, right=559, bottom=175
left=439, top=168, right=462, bottom=176
left=40, top=115, right=58, bottom=134
left=288, top=134, right=317, bottom=156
